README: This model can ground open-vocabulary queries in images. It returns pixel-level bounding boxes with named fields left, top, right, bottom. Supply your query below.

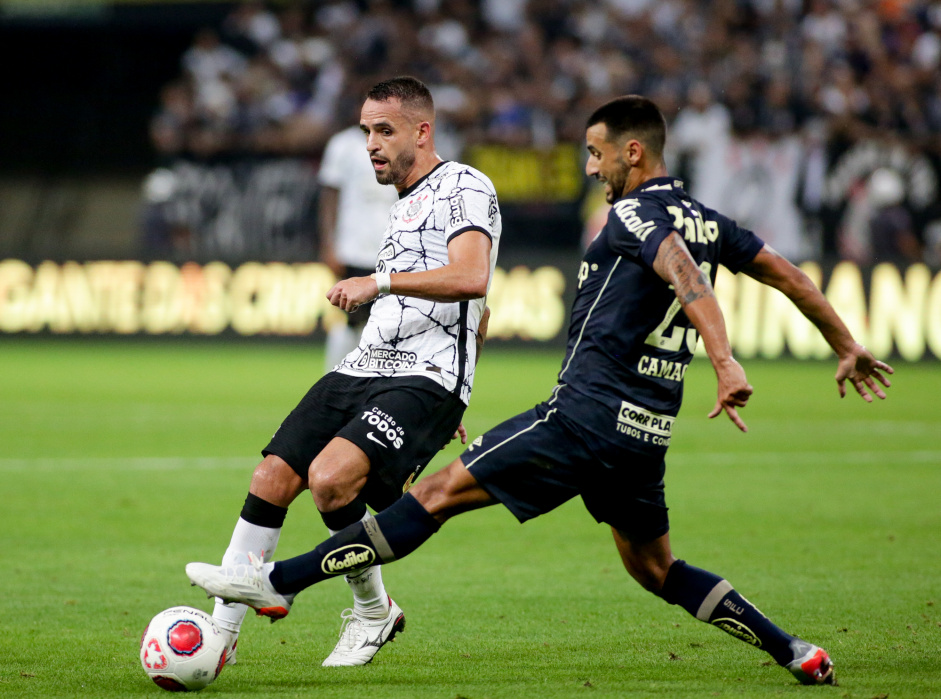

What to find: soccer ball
left=140, top=606, right=227, bottom=692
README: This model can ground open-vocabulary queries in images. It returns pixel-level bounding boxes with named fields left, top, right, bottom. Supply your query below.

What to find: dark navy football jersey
left=553, top=177, right=764, bottom=455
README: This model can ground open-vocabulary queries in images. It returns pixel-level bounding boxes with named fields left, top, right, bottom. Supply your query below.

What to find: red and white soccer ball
left=140, top=606, right=227, bottom=692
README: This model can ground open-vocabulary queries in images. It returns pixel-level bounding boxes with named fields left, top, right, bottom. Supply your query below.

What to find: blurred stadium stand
left=2, top=0, right=941, bottom=265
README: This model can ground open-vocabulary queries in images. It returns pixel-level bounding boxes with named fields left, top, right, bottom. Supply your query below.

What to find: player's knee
left=408, top=468, right=453, bottom=516
left=308, top=466, right=360, bottom=511
left=411, top=460, right=488, bottom=522
left=249, top=455, right=304, bottom=507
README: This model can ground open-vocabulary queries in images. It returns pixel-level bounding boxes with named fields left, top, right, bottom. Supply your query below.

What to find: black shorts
left=265, top=373, right=466, bottom=511
left=344, top=266, right=375, bottom=328
left=461, top=401, right=669, bottom=543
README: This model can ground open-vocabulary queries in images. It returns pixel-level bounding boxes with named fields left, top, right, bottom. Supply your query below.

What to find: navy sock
left=270, top=493, right=440, bottom=595
left=660, top=560, right=795, bottom=666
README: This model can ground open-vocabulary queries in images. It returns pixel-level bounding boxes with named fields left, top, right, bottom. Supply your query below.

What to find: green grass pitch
left=1, top=339, right=939, bottom=698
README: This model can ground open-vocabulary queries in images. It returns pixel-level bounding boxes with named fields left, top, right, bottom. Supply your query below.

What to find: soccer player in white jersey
left=206, top=76, right=501, bottom=668
left=318, top=122, right=399, bottom=371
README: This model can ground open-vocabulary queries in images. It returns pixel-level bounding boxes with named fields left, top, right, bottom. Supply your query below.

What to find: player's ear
left=624, top=139, right=644, bottom=166
left=416, top=121, right=433, bottom=146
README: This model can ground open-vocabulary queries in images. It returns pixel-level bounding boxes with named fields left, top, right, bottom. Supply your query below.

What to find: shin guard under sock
left=271, top=493, right=440, bottom=595
left=660, top=560, right=795, bottom=666
left=320, top=500, right=388, bottom=619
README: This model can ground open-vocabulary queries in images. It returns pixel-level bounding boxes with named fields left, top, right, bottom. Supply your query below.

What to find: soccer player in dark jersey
left=188, top=95, right=894, bottom=685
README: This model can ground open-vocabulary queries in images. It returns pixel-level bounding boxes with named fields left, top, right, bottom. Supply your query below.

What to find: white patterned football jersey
left=335, top=161, right=502, bottom=405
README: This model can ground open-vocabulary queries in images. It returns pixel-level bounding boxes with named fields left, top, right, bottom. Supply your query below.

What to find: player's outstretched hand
left=327, top=276, right=379, bottom=311
left=835, top=342, right=894, bottom=402
left=708, top=357, right=753, bottom=432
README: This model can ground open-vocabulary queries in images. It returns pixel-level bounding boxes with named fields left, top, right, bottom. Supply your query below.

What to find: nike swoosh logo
left=366, top=432, right=388, bottom=448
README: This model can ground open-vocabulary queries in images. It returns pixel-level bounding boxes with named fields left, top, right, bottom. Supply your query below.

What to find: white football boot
left=186, top=552, right=294, bottom=621
left=322, top=597, right=405, bottom=667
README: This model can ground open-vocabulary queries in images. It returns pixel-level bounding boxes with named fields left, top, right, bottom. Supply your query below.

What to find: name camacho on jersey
left=336, top=161, right=502, bottom=406
left=554, top=177, right=764, bottom=454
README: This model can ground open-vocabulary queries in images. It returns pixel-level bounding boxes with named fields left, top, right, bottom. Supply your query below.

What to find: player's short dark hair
left=587, top=95, right=666, bottom=159
left=366, top=76, right=435, bottom=118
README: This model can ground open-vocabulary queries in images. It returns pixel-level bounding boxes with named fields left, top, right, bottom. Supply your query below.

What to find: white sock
left=325, top=323, right=358, bottom=371
left=329, top=512, right=389, bottom=619
left=212, top=518, right=282, bottom=635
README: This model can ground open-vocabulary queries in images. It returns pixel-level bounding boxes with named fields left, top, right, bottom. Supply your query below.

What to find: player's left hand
left=442, top=422, right=468, bottom=449
left=327, top=276, right=379, bottom=312
left=835, top=342, right=894, bottom=402
left=708, top=357, right=753, bottom=432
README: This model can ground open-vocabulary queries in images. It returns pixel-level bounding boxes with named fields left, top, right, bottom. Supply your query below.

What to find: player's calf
left=657, top=560, right=836, bottom=683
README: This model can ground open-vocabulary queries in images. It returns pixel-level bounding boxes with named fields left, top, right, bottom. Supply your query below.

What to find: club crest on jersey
left=402, top=194, right=428, bottom=223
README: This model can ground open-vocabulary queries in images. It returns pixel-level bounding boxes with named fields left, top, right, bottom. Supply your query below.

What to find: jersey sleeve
left=317, top=132, right=350, bottom=188
left=717, top=216, right=765, bottom=273
left=439, top=168, right=499, bottom=243
left=605, top=196, right=677, bottom=267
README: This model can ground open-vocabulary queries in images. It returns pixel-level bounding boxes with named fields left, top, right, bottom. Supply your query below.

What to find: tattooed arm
left=652, top=232, right=752, bottom=431
left=741, top=244, right=893, bottom=401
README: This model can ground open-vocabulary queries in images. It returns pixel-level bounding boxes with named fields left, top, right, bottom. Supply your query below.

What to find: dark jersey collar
left=632, top=176, right=685, bottom=194
left=398, top=160, right=449, bottom=199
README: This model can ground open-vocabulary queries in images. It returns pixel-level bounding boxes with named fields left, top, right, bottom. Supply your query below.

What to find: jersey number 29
left=645, top=261, right=712, bottom=352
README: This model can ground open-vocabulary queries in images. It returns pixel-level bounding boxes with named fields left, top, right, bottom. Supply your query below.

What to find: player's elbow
left=454, top=270, right=489, bottom=300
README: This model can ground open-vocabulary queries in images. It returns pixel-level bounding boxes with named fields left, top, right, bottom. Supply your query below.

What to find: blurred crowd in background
left=143, top=0, right=941, bottom=265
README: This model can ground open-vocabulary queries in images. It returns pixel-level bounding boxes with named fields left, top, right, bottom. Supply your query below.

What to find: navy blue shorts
left=265, top=372, right=465, bottom=511
left=461, top=401, right=669, bottom=543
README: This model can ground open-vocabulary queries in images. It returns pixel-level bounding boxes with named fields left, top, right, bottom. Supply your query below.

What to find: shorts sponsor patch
left=617, top=400, right=674, bottom=436
left=616, top=399, right=674, bottom=446
left=360, top=407, right=405, bottom=449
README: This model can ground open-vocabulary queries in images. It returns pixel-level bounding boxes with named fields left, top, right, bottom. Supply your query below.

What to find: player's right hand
left=327, top=276, right=379, bottom=311
left=708, top=357, right=752, bottom=432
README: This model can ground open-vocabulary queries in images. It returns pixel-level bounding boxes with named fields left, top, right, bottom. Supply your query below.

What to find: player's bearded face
left=375, top=146, right=416, bottom=186
left=361, top=98, right=425, bottom=188
left=585, top=124, right=632, bottom=204
left=603, top=154, right=631, bottom=204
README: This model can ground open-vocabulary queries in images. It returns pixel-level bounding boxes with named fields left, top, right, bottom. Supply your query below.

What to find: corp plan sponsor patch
left=616, top=399, right=674, bottom=446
